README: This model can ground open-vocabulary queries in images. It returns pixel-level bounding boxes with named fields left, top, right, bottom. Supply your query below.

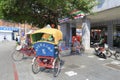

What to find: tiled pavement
left=6, top=41, right=120, bottom=80
left=14, top=48, right=120, bottom=80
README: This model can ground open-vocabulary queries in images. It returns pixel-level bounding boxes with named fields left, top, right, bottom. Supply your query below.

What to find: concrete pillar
left=60, top=23, right=67, bottom=41
left=82, top=17, right=90, bottom=50
left=107, top=23, right=113, bottom=47
left=66, top=23, right=71, bottom=46
left=60, top=23, right=71, bottom=46
left=69, top=23, right=73, bottom=43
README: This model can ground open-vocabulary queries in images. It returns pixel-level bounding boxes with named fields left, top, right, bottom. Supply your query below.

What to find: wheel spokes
left=53, top=58, right=61, bottom=77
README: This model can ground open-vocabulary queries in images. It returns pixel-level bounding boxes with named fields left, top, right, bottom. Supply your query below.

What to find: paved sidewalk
left=9, top=41, right=120, bottom=80
left=57, top=52, right=120, bottom=80
left=22, top=49, right=120, bottom=80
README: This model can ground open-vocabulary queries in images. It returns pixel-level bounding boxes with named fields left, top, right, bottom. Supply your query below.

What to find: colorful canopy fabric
left=58, top=10, right=85, bottom=23
left=31, top=28, right=63, bottom=44
left=71, top=10, right=85, bottom=19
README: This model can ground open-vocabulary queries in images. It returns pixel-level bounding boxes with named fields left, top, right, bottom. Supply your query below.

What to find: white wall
left=93, top=0, right=120, bottom=12
left=0, top=31, right=12, bottom=41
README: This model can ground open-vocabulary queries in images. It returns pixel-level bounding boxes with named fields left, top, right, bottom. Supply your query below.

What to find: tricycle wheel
left=12, top=50, right=24, bottom=61
left=32, top=58, right=40, bottom=74
left=53, top=57, right=61, bottom=77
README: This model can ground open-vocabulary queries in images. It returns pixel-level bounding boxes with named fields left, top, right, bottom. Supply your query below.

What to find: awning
left=71, top=10, right=85, bottom=19
left=58, top=10, right=85, bottom=23
left=87, top=7, right=120, bottom=23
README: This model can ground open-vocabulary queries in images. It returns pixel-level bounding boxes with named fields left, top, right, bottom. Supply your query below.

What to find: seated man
left=72, top=38, right=81, bottom=54
left=41, top=33, right=54, bottom=42
left=48, top=35, right=54, bottom=42
left=41, top=33, right=50, bottom=40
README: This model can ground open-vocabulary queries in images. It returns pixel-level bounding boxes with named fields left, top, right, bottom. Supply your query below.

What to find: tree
left=0, top=0, right=97, bottom=28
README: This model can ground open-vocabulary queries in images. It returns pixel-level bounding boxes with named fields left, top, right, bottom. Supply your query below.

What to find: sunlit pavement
left=0, top=41, right=120, bottom=80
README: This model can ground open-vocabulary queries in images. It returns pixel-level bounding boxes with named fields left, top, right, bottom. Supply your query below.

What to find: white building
left=0, top=30, right=12, bottom=41
left=0, top=26, right=19, bottom=41
left=88, top=0, right=120, bottom=48
left=60, top=0, right=120, bottom=49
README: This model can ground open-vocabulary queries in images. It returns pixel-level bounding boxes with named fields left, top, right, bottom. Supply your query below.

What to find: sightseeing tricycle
left=31, top=28, right=63, bottom=77
left=12, top=31, right=35, bottom=61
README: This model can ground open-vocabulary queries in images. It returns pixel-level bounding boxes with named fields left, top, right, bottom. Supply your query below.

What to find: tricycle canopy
left=30, top=28, right=63, bottom=44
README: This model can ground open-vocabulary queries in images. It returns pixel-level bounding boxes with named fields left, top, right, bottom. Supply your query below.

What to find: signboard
left=0, top=26, right=19, bottom=32
left=33, top=42, right=57, bottom=57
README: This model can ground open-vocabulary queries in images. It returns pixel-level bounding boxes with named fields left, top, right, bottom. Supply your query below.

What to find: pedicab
left=31, top=28, right=63, bottom=77
left=12, top=30, right=35, bottom=61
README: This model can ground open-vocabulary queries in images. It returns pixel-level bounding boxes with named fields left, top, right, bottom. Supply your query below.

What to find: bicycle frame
left=16, top=44, right=35, bottom=56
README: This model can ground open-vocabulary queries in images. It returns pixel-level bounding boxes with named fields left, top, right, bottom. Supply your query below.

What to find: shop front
left=90, top=25, right=107, bottom=45
left=60, top=19, right=83, bottom=47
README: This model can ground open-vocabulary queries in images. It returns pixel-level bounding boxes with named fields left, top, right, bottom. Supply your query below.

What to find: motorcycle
left=93, top=43, right=107, bottom=59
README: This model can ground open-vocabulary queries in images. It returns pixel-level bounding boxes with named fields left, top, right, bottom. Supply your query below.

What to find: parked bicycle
left=106, top=47, right=120, bottom=60
left=94, top=43, right=120, bottom=60
left=12, top=44, right=36, bottom=61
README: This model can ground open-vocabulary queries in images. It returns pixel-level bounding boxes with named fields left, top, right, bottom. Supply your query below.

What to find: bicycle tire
left=106, top=50, right=112, bottom=57
left=99, top=52, right=107, bottom=59
left=115, top=52, right=120, bottom=61
left=53, top=57, right=61, bottom=77
left=32, top=58, right=40, bottom=74
left=12, top=50, right=24, bottom=61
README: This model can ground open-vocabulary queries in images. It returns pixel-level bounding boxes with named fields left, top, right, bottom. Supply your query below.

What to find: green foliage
left=0, top=0, right=97, bottom=28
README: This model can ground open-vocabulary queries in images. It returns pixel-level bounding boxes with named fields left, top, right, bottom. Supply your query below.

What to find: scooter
left=94, top=43, right=107, bottom=59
